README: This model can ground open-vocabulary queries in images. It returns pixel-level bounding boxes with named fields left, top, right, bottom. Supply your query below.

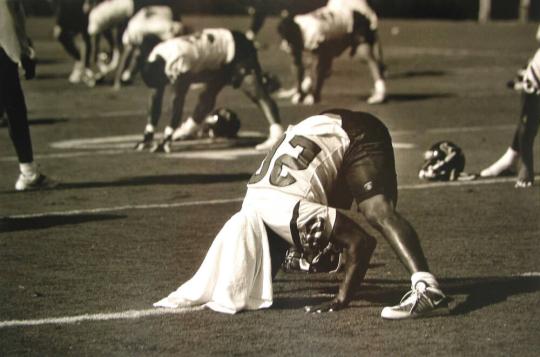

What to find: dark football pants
left=0, top=48, right=34, bottom=164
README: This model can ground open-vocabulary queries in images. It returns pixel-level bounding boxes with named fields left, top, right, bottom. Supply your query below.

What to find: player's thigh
left=345, top=143, right=398, bottom=205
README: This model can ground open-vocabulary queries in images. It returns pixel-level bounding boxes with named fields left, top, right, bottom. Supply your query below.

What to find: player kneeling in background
left=480, top=48, right=540, bottom=188
left=137, top=28, right=284, bottom=152
left=277, top=4, right=386, bottom=105
left=155, top=109, right=447, bottom=318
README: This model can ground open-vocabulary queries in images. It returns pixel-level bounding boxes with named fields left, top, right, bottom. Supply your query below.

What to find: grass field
left=1, top=15, right=539, bottom=356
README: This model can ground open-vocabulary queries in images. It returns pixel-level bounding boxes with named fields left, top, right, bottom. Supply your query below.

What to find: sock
left=145, top=124, right=155, bottom=133
left=269, top=123, right=284, bottom=138
left=19, top=162, right=37, bottom=177
left=374, top=79, right=386, bottom=94
left=164, top=126, right=174, bottom=138
left=480, top=147, right=518, bottom=177
left=411, top=271, right=439, bottom=290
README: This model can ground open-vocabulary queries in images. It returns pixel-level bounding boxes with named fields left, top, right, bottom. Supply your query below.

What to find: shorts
left=327, top=109, right=398, bottom=205
left=227, top=31, right=261, bottom=88
left=56, top=0, right=88, bottom=32
left=352, top=11, right=376, bottom=45
left=243, top=189, right=337, bottom=254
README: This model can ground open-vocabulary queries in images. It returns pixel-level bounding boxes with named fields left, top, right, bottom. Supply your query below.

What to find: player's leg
left=0, top=49, right=53, bottom=190
left=355, top=43, right=386, bottom=104
left=171, top=76, right=226, bottom=142
left=151, top=79, right=191, bottom=153
left=339, top=112, right=445, bottom=319
left=515, top=93, right=540, bottom=187
left=230, top=31, right=284, bottom=151
left=480, top=94, right=534, bottom=177
left=134, top=85, right=164, bottom=150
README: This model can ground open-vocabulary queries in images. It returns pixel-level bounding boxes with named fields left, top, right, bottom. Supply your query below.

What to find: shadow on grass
left=0, top=173, right=252, bottom=193
left=29, top=117, right=68, bottom=125
left=0, top=213, right=125, bottom=233
left=272, top=276, right=540, bottom=315
left=387, top=70, right=447, bottom=79
left=384, top=93, right=455, bottom=102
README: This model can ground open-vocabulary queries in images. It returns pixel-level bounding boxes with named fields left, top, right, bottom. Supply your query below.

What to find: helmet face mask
left=203, top=108, right=241, bottom=138
left=419, top=141, right=465, bottom=181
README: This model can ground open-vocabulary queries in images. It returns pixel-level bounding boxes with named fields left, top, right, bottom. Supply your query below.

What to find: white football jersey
left=88, top=0, right=134, bottom=35
left=523, top=48, right=540, bottom=94
left=148, top=28, right=235, bottom=82
left=122, top=6, right=180, bottom=46
left=294, top=7, right=354, bottom=50
left=326, top=0, right=378, bottom=29
left=247, top=114, right=351, bottom=206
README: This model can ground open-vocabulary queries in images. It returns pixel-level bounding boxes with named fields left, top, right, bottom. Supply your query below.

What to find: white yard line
left=4, top=175, right=538, bottom=220
left=0, top=307, right=204, bottom=328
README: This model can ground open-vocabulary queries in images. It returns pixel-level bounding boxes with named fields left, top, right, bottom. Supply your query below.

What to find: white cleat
left=15, top=173, right=57, bottom=191
left=367, top=90, right=386, bottom=105
left=381, top=283, right=449, bottom=320
left=172, top=117, right=202, bottom=141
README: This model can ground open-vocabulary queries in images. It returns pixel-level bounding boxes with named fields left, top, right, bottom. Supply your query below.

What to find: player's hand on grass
left=304, top=299, right=346, bottom=313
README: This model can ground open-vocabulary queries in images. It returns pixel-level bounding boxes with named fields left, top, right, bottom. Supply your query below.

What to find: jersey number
left=249, top=135, right=322, bottom=187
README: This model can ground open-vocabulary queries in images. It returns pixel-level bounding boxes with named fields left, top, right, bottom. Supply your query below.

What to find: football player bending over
left=480, top=48, right=540, bottom=188
left=155, top=109, right=448, bottom=319
left=113, top=3, right=184, bottom=90
left=277, top=3, right=386, bottom=105
left=137, top=28, right=284, bottom=152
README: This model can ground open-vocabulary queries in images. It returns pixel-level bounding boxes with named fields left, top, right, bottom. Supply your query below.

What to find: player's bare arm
left=305, top=212, right=376, bottom=313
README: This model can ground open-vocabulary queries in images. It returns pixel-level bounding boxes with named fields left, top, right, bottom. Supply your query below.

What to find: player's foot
left=151, top=135, right=172, bottom=153
left=381, top=283, right=449, bottom=320
left=68, top=62, right=84, bottom=84
left=172, top=117, right=201, bottom=141
left=81, top=69, right=96, bottom=87
left=480, top=148, right=518, bottom=177
left=15, top=173, right=57, bottom=191
left=134, top=131, right=154, bottom=151
left=275, top=86, right=297, bottom=99
left=515, top=179, right=533, bottom=188
left=367, top=90, right=386, bottom=105
left=255, top=124, right=284, bottom=151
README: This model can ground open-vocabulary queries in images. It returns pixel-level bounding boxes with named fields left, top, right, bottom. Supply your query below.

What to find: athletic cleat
left=172, top=117, right=201, bottom=141
left=151, top=135, right=172, bottom=153
left=367, top=90, right=386, bottom=105
left=381, top=283, right=449, bottom=320
left=81, top=69, right=96, bottom=87
left=134, top=132, right=154, bottom=151
left=68, top=62, right=84, bottom=84
left=15, top=173, right=57, bottom=191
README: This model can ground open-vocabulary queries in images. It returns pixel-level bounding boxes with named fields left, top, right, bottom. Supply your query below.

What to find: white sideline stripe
left=5, top=175, right=538, bottom=220
left=6, top=198, right=243, bottom=219
left=0, top=307, right=203, bottom=328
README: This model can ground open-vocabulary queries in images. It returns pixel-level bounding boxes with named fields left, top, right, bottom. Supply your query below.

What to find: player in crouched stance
left=137, top=28, right=284, bottom=152
left=277, top=4, right=386, bottom=105
left=155, top=109, right=447, bottom=318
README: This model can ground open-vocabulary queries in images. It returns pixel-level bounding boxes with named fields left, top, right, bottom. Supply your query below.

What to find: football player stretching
left=277, top=3, right=386, bottom=105
left=156, top=109, right=448, bottom=319
left=137, top=28, right=284, bottom=152
left=480, top=48, right=540, bottom=188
